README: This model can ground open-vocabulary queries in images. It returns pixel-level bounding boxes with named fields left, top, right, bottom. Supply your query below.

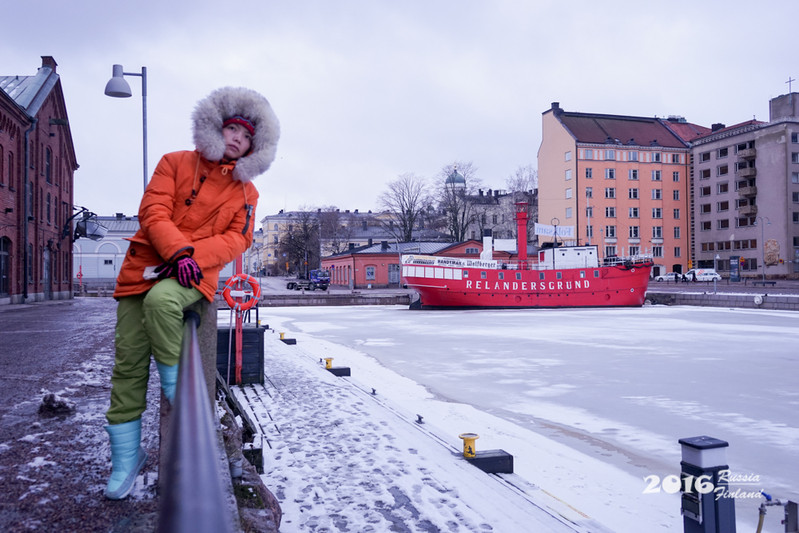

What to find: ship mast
left=515, top=202, right=528, bottom=269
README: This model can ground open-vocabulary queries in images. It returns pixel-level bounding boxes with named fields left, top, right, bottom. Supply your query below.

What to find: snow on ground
left=237, top=304, right=799, bottom=532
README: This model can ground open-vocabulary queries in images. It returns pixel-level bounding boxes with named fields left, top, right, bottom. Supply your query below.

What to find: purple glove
left=175, top=256, right=203, bottom=288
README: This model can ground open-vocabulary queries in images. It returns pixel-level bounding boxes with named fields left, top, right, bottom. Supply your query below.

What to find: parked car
left=654, top=272, right=685, bottom=282
left=684, top=268, right=722, bottom=282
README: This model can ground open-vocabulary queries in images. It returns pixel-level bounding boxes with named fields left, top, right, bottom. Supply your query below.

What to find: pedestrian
left=103, top=87, right=279, bottom=500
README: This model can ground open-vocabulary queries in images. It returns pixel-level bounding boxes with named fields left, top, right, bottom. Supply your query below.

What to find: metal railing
left=156, top=310, right=234, bottom=533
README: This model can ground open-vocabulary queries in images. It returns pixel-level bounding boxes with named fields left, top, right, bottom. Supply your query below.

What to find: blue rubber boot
left=104, top=419, right=147, bottom=500
left=156, top=361, right=179, bottom=404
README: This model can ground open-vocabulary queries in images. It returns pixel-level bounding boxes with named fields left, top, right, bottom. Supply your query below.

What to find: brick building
left=0, top=57, right=78, bottom=304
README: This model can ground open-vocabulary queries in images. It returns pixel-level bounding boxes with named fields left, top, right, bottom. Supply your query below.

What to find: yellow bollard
left=324, top=357, right=333, bottom=369
left=458, top=433, right=479, bottom=458
left=279, top=332, right=285, bottom=340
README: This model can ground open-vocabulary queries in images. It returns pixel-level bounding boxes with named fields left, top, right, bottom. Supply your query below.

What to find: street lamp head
left=104, top=64, right=132, bottom=98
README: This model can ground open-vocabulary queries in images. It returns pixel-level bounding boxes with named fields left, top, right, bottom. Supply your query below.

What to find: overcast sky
left=4, top=1, right=798, bottom=222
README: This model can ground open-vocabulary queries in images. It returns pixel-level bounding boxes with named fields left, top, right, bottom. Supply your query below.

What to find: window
left=605, top=168, right=616, bottom=179
left=673, top=190, right=680, bottom=201
left=792, top=133, right=799, bottom=144
left=793, top=192, right=799, bottom=203
left=565, top=207, right=573, bottom=218
left=671, top=154, right=681, bottom=164
left=605, top=225, right=616, bottom=238
left=604, top=245, right=617, bottom=257
left=672, top=171, right=680, bottom=182
left=673, top=227, right=681, bottom=238
left=565, top=188, right=573, bottom=199
left=628, top=169, right=638, bottom=180
left=628, top=188, right=639, bottom=199
left=465, top=247, right=479, bottom=254
left=700, top=186, right=712, bottom=197
left=652, top=246, right=663, bottom=258
left=605, top=150, right=616, bottom=160
left=652, top=152, right=661, bottom=163
left=273, top=235, right=278, bottom=244
left=673, top=208, right=680, bottom=219
left=586, top=186, right=593, bottom=198
left=793, top=172, right=799, bottom=184
left=717, top=182, right=729, bottom=194
left=674, top=247, right=681, bottom=257
left=700, top=169, right=711, bottom=179
left=717, top=200, right=729, bottom=212
left=700, top=152, right=711, bottom=162
left=605, top=187, right=616, bottom=199
left=652, top=207, right=662, bottom=219
left=700, top=203, right=711, bottom=214
left=717, top=165, right=729, bottom=176
left=651, top=170, right=662, bottom=181
left=586, top=206, right=593, bottom=217
left=652, top=226, right=663, bottom=239
left=629, top=246, right=639, bottom=255
left=629, top=207, right=639, bottom=218
left=565, top=151, right=572, bottom=161
left=651, top=189, right=662, bottom=200
left=104, top=259, right=113, bottom=265
left=628, top=151, right=639, bottom=161
left=585, top=168, right=593, bottom=179
left=793, top=153, right=799, bottom=164
left=794, top=212, right=799, bottom=224
left=629, top=226, right=640, bottom=238
left=584, top=149, right=594, bottom=160
left=717, top=147, right=729, bottom=158
left=605, top=206, right=616, bottom=217
left=492, top=214, right=498, bottom=224
left=565, top=169, right=572, bottom=180
left=586, top=225, right=593, bottom=238
left=717, top=219, right=730, bottom=229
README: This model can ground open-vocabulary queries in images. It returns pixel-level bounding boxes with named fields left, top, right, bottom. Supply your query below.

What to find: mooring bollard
left=324, top=357, right=333, bottom=369
left=459, top=433, right=479, bottom=458
left=279, top=332, right=285, bottom=340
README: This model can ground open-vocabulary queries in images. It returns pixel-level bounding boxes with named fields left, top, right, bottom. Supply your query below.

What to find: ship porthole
left=631, top=268, right=636, bottom=272
left=630, top=288, right=635, bottom=293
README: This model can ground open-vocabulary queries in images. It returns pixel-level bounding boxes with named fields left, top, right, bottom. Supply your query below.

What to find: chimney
left=368, top=238, right=373, bottom=246
left=711, top=123, right=726, bottom=132
left=381, top=240, right=389, bottom=250
left=348, top=243, right=355, bottom=251
left=551, top=102, right=563, bottom=116
left=41, top=56, right=57, bottom=72
left=480, top=229, right=493, bottom=261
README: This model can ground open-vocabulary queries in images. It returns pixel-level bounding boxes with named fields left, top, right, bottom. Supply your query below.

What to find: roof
left=325, top=241, right=453, bottom=258
left=93, top=215, right=140, bottom=234
left=691, top=119, right=766, bottom=144
left=0, top=65, right=59, bottom=117
left=555, top=110, right=690, bottom=149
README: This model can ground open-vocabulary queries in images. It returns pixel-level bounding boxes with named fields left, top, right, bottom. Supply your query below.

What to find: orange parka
left=113, top=150, right=258, bottom=302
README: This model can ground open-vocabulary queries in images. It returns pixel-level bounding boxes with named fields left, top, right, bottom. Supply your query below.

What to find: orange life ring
left=222, top=274, right=261, bottom=312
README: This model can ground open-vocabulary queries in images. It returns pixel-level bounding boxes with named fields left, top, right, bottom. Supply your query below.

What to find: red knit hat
left=223, top=115, right=255, bottom=136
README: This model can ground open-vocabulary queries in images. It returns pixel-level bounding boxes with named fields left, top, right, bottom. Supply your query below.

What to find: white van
left=684, top=268, right=721, bottom=282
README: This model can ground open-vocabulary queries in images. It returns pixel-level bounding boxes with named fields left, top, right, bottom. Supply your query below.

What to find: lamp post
left=714, top=254, right=720, bottom=293
left=104, top=64, right=148, bottom=192
left=755, top=216, right=770, bottom=283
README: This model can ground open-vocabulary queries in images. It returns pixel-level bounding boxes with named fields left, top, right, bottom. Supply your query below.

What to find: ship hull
left=403, top=263, right=653, bottom=309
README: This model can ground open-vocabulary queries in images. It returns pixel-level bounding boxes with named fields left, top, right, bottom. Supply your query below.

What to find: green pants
left=106, top=279, right=203, bottom=425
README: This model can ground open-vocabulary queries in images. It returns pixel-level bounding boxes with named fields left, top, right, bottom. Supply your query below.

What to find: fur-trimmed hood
left=192, top=86, right=280, bottom=182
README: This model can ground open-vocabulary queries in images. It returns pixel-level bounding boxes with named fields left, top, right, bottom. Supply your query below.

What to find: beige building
left=689, top=93, right=799, bottom=278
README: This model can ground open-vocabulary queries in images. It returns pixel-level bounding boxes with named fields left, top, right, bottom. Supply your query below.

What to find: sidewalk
left=0, top=297, right=160, bottom=532
left=230, top=325, right=610, bottom=532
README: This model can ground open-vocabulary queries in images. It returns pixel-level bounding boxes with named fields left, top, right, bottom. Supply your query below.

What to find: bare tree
left=277, top=209, right=320, bottom=278
left=317, top=206, right=356, bottom=255
left=438, top=161, right=480, bottom=242
left=378, top=173, right=430, bottom=242
left=505, top=164, right=537, bottom=198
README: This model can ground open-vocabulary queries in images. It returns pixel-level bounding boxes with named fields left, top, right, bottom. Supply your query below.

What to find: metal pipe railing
left=156, top=310, right=234, bottom=533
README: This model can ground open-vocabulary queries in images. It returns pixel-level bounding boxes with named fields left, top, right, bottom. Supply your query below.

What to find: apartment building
left=689, top=93, right=799, bottom=278
left=538, top=102, right=707, bottom=278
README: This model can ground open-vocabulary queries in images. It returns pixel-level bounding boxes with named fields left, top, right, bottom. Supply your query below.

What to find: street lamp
left=104, top=64, right=148, bottom=192
left=755, top=216, right=770, bottom=283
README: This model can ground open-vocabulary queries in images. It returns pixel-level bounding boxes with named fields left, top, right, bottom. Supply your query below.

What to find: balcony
left=737, top=148, right=756, bottom=159
left=737, top=204, right=758, bottom=216
left=737, top=166, right=757, bottom=177
left=738, top=185, right=757, bottom=197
